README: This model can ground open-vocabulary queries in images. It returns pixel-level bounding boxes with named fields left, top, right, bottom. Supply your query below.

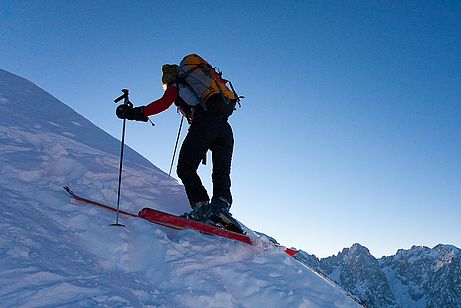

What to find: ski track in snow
left=0, top=69, right=359, bottom=307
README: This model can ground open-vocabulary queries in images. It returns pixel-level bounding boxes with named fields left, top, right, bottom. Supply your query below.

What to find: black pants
left=177, top=112, right=234, bottom=206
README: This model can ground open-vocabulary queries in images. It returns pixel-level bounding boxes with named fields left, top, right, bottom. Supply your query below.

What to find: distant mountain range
left=294, top=243, right=461, bottom=307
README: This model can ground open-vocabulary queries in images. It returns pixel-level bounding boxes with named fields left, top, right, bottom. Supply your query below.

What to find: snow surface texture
left=0, top=69, right=359, bottom=307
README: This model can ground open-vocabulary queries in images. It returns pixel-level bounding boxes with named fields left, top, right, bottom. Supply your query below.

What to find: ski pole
left=169, top=115, right=184, bottom=177
left=113, top=89, right=132, bottom=227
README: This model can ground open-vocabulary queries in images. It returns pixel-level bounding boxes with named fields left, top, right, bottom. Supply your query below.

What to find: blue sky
left=1, top=1, right=460, bottom=258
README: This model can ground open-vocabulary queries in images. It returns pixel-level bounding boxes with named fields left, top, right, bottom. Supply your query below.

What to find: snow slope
left=0, top=68, right=359, bottom=307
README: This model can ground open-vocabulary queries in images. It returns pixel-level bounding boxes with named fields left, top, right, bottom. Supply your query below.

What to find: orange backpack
left=176, top=54, right=241, bottom=116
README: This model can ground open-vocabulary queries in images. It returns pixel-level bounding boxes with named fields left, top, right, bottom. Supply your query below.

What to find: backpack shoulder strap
left=175, top=75, right=208, bottom=111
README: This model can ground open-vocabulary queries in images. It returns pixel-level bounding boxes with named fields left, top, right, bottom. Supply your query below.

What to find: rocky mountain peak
left=295, top=243, right=461, bottom=307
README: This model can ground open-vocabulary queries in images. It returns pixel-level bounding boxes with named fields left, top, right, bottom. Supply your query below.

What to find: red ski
left=138, top=209, right=298, bottom=256
left=64, top=186, right=252, bottom=244
left=138, top=207, right=253, bottom=245
left=63, top=186, right=297, bottom=255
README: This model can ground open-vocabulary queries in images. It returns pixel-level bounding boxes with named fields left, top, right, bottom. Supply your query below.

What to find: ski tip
left=284, top=248, right=299, bottom=257
left=63, top=186, right=75, bottom=196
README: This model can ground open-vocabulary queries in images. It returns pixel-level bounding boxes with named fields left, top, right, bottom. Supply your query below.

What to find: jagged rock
left=296, top=243, right=461, bottom=307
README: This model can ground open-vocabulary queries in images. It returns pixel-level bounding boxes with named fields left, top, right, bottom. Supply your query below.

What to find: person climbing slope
left=116, top=54, right=243, bottom=233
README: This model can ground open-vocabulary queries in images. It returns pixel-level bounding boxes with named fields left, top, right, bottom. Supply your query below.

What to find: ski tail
left=63, top=186, right=137, bottom=217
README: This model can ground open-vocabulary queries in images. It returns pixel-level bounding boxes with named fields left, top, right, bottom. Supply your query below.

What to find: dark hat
left=162, top=64, right=179, bottom=84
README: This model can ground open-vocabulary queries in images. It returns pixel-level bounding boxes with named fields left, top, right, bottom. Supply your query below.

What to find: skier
left=116, top=54, right=241, bottom=232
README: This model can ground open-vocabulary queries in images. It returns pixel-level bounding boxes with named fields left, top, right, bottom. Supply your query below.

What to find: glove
left=116, top=105, right=149, bottom=122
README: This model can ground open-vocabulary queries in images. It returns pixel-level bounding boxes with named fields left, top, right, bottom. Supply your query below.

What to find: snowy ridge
left=0, top=69, right=359, bottom=307
left=295, top=243, right=461, bottom=307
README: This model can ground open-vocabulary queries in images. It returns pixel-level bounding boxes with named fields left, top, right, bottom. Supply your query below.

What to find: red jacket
left=143, top=86, right=179, bottom=117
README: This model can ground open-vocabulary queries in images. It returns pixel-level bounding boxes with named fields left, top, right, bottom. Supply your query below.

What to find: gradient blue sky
left=1, top=1, right=460, bottom=258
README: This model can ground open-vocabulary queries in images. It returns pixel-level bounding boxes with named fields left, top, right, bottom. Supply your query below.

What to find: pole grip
left=114, top=89, right=129, bottom=104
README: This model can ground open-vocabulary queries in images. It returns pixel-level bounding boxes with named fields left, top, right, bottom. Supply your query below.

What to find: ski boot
left=180, top=201, right=211, bottom=222
left=206, top=197, right=244, bottom=234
